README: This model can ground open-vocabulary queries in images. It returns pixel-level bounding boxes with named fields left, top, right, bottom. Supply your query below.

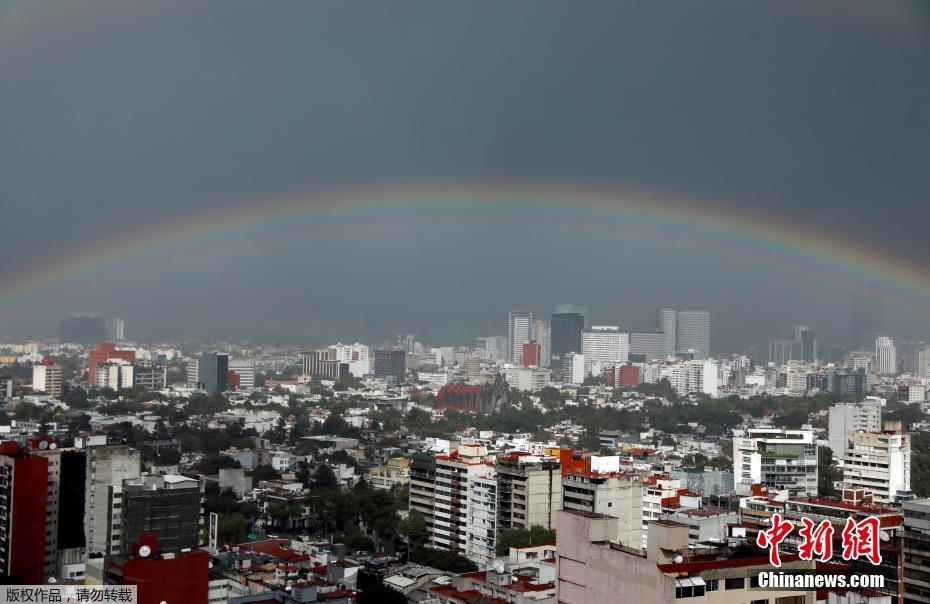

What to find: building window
left=724, top=578, right=745, bottom=590
left=705, top=580, right=718, bottom=592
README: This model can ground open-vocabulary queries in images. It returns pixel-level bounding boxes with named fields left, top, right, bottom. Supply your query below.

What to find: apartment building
left=733, top=428, right=818, bottom=497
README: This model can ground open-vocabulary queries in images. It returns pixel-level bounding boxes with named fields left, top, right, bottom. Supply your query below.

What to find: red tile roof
left=234, top=539, right=311, bottom=563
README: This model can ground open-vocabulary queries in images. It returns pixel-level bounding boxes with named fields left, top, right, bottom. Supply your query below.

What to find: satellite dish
left=38, top=441, right=49, bottom=450
left=49, top=443, right=57, bottom=450
left=138, top=545, right=152, bottom=558
left=47, top=577, right=57, bottom=584
left=673, top=555, right=684, bottom=564
left=879, top=531, right=891, bottom=542
left=493, top=560, right=506, bottom=574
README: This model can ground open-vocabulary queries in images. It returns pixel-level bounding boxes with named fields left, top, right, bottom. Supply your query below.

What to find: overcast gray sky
left=1, top=0, right=928, bottom=352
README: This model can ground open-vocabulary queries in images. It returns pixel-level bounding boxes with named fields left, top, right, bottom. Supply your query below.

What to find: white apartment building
left=95, top=360, right=134, bottom=391
left=666, top=360, right=718, bottom=397
left=562, top=471, right=642, bottom=547
left=32, top=364, right=62, bottom=397
left=828, top=399, right=882, bottom=459
left=641, top=477, right=683, bottom=549
left=186, top=359, right=200, bottom=386
left=504, top=367, right=550, bottom=392
left=733, top=428, right=818, bottom=497
left=465, top=473, right=498, bottom=567
left=228, top=359, right=256, bottom=391
left=329, top=343, right=371, bottom=377
left=841, top=429, right=911, bottom=504
left=432, top=446, right=493, bottom=560
left=562, top=353, right=585, bottom=385
left=581, top=326, right=629, bottom=376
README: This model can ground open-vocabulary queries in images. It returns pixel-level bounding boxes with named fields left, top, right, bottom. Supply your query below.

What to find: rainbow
left=1, top=182, right=929, bottom=326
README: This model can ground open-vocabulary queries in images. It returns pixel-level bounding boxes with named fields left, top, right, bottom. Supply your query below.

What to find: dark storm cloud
left=1, top=0, right=928, bottom=350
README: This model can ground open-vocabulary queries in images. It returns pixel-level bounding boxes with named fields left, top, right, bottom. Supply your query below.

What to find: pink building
left=556, top=509, right=815, bottom=604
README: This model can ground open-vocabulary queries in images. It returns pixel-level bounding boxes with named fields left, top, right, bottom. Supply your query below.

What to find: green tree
left=252, top=464, right=282, bottom=482
left=398, top=510, right=428, bottom=552
left=410, top=547, right=478, bottom=572
left=313, top=464, right=339, bottom=489
left=818, top=446, right=842, bottom=497
left=195, top=454, right=241, bottom=474
left=495, top=526, right=556, bottom=556
left=217, top=513, right=248, bottom=545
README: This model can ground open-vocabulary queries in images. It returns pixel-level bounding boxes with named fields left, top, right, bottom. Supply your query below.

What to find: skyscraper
left=374, top=349, right=407, bottom=383
left=875, top=336, right=897, bottom=375
left=198, top=353, right=229, bottom=393
left=851, top=286, right=884, bottom=351
left=532, top=319, right=550, bottom=368
left=675, top=310, right=711, bottom=359
left=659, top=308, right=678, bottom=358
left=550, top=312, right=584, bottom=366
left=506, top=311, right=533, bottom=365
left=792, top=325, right=816, bottom=362
left=108, top=318, right=125, bottom=342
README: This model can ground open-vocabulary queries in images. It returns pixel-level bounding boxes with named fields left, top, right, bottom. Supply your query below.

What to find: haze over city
left=2, top=0, right=929, bottom=352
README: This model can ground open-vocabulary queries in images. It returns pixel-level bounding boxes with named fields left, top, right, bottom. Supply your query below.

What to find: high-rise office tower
left=107, top=318, right=125, bottom=342
left=875, top=336, right=897, bottom=375
left=676, top=310, right=711, bottom=359
left=916, top=345, right=930, bottom=380
left=550, top=312, right=584, bottom=366
left=793, top=325, right=816, bottom=362
left=198, top=353, right=229, bottom=393
left=506, top=311, right=533, bottom=365
left=659, top=308, right=678, bottom=358
left=769, top=339, right=801, bottom=365
left=629, top=332, right=666, bottom=362
left=852, top=286, right=884, bottom=351
left=60, top=314, right=107, bottom=344
left=532, top=319, right=550, bottom=368
left=374, top=349, right=407, bottom=383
